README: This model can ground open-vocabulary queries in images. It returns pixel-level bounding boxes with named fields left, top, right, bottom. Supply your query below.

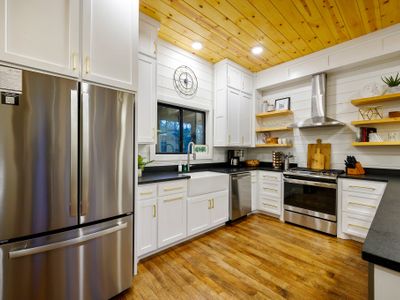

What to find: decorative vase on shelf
left=385, top=86, right=400, bottom=94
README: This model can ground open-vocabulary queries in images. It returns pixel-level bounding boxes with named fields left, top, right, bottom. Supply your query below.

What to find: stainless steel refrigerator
left=0, top=66, right=134, bottom=300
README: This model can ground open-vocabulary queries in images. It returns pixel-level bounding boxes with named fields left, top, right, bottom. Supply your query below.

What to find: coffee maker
left=227, top=149, right=245, bottom=166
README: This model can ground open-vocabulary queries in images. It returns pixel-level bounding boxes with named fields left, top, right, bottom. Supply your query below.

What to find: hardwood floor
left=117, top=214, right=368, bottom=299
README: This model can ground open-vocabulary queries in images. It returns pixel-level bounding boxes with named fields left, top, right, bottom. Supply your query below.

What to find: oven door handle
left=284, top=178, right=337, bottom=189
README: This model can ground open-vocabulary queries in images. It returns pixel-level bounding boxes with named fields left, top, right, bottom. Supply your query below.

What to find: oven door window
left=284, top=182, right=336, bottom=216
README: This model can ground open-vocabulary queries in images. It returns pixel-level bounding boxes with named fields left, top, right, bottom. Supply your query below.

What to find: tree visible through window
left=157, top=103, right=205, bottom=154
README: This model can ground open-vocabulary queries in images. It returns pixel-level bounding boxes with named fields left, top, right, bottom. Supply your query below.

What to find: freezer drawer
left=0, top=69, right=79, bottom=241
left=0, top=215, right=133, bottom=300
left=80, top=83, right=134, bottom=224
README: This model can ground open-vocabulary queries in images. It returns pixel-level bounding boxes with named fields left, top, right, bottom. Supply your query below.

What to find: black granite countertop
left=341, top=169, right=400, bottom=272
left=138, top=162, right=291, bottom=184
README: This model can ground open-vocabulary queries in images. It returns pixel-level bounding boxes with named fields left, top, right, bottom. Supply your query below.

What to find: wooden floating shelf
left=255, top=127, right=293, bottom=133
left=351, top=93, right=400, bottom=106
left=256, top=110, right=293, bottom=118
left=352, top=141, right=400, bottom=147
left=351, top=117, right=400, bottom=126
left=255, top=144, right=292, bottom=148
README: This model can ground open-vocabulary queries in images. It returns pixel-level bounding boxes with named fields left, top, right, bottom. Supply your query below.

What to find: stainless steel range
left=283, top=167, right=344, bottom=235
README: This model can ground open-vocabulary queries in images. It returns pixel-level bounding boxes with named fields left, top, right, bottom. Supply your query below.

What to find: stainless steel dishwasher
left=230, top=172, right=252, bottom=221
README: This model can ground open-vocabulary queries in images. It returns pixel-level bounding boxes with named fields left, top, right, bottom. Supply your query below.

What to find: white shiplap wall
left=138, top=40, right=226, bottom=165
left=249, top=56, right=400, bottom=169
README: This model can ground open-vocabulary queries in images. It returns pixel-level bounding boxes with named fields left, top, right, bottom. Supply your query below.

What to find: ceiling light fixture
left=251, top=46, right=263, bottom=55
left=192, top=41, right=203, bottom=50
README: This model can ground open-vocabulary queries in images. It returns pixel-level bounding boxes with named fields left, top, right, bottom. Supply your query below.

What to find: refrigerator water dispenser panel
left=1, top=93, right=19, bottom=105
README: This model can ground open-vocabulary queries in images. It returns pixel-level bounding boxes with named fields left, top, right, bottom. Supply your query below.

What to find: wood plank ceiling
left=140, top=0, right=400, bottom=72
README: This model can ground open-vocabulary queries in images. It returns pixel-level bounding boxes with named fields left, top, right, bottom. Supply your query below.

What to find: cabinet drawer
left=138, top=184, right=157, bottom=200
left=259, top=181, right=281, bottom=198
left=158, top=180, right=188, bottom=197
left=258, top=196, right=280, bottom=215
left=259, top=171, right=281, bottom=182
left=342, top=212, right=373, bottom=239
left=342, top=179, right=386, bottom=195
left=342, top=191, right=381, bottom=217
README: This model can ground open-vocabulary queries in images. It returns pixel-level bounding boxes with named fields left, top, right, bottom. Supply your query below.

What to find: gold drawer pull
left=348, top=201, right=377, bottom=209
left=164, top=196, right=183, bottom=202
left=263, top=187, right=278, bottom=192
left=349, top=185, right=376, bottom=191
left=164, top=186, right=183, bottom=192
left=212, top=198, right=215, bottom=208
left=140, top=191, right=153, bottom=196
left=263, top=175, right=276, bottom=179
left=152, top=204, right=157, bottom=218
left=262, top=202, right=278, bottom=208
left=349, top=223, right=369, bottom=231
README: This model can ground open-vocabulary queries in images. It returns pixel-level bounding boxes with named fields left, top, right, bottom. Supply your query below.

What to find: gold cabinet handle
left=208, top=199, right=212, bottom=209
left=163, top=186, right=183, bottom=192
left=212, top=198, right=215, bottom=208
left=85, top=56, right=90, bottom=74
left=153, top=41, right=157, bottom=55
left=262, top=202, right=278, bottom=208
left=348, top=201, right=377, bottom=209
left=152, top=204, right=157, bottom=218
left=263, top=187, right=278, bottom=192
left=163, top=196, right=183, bottom=203
left=140, top=191, right=153, bottom=196
left=349, top=223, right=369, bottom=231
left=72, top=52, right=78, bottom=71
left=263, top=175, right=276, bottom=179
left=349, top=185, right=376, bottom=191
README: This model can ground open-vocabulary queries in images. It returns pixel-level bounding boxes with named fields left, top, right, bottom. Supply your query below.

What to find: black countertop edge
left=138, top=162, right=297, bottom=184
left=360, top=172, right=400, bottom=272
left=338, top=168, right=400, bottom=182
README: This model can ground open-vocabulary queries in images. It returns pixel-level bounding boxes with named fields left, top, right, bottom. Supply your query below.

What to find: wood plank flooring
left=116, top=214, right=368, bottom=299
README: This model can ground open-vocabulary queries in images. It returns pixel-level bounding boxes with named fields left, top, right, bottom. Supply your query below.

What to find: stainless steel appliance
left=283, top=167, right=344, bottom=235
left=227, top=149, right=245, bottom=166
left=230, top=172, right=251, bottom=221
left=0, top=67, right=134, bottom=299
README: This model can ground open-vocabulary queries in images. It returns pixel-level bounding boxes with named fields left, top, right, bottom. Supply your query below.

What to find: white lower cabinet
left=137, top=198, right=157, bottom=256
left=251, top=171, right=258, bottom=211
left=339, top=178, right=387, bottom=240
left=257, top=171, right=283, bottom=218
left=157, top=193, right=187, bottom=248
left=187, top=190, right=228, bottom=236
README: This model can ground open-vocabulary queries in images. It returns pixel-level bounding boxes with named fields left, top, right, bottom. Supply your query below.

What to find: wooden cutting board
left=307, top=139, right=331, bottom=170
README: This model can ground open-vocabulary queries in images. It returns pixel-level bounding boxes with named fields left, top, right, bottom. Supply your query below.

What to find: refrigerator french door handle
left=81, top=91, right=90, bottom=217
left=70, top=90, right=78, bottom=217
left=9, top=222, right=128, bottom=259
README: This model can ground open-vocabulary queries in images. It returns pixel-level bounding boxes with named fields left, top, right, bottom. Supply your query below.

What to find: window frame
left=156, top=102, right=206, bottom=155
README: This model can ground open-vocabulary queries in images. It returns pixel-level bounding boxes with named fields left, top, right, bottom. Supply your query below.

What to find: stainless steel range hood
left=289, top=73, right=344, bottom=129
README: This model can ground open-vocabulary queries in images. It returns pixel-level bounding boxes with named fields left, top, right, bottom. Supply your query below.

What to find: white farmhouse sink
left=188, top=171, right=229, bottom=197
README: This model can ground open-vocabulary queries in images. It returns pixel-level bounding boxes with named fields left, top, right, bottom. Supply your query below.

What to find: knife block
left=346, top=162, right=365, bottom=175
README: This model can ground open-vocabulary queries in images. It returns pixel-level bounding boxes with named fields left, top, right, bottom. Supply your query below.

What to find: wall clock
left=173, top=65, right=198, bottom=98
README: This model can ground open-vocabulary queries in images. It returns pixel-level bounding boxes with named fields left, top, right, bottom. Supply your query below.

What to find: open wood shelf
left=255, top=144, right=292, bottom=148
left=351, top=117, right=400, bottom=126
left=352, top=141, right=400, bottom=147
left=255, top=127, right=293, bottom=133
left=256, top=110, right=293, bottom=118
left=351, top=93, right=400, bottom=106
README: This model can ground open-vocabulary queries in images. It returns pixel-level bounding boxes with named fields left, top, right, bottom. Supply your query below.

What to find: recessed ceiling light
left=251, top=46, right=263, bottom=55
left=192, top=41, right=203, bottom=50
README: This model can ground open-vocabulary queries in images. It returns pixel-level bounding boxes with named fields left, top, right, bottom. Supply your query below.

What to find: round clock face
left=173, top=66, right=198, bottom=98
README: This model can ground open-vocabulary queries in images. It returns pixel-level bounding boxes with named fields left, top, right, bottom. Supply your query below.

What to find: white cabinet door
left=227, top=65, right=242, bottom=91
left=187, top=195, right=211, bottom=236
left=139, top=14, right=159, bottom=58
left=82, top=0, right=138, bottom=91
left=0, top=0, right=80, bottom=77
left=242, top=72, right=253, bottom=95
left=137, top=198, right=157, bottom=256
left=157, top=193, right=187, bottom=247
left=137, top=54, right=156, bottom=143
left=227, top=88, right=240, bottom=146
left=240, top=93, right=252, bottom=146
left=251, top=172, right=258, bottom=211
left=210, top=191, right=229, bottom=226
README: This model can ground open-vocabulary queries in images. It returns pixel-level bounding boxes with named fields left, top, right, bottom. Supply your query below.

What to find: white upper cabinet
left=0, top=0, right=80, bottom=77
left=214, top=59, right=254, bottom=147
left=139, top=13, right=159, bottom=58
left=137, top=54, right=156, bottom=144
left=81, top=0, right=138, bottom=91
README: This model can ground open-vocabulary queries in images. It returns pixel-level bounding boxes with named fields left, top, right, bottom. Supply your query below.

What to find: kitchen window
left=156, top=103, right=206, bottom=154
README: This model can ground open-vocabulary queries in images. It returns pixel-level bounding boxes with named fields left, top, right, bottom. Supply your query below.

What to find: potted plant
left=138, top=155, right=153, bottom=177
left=382, top=73, right=400, bottom=94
